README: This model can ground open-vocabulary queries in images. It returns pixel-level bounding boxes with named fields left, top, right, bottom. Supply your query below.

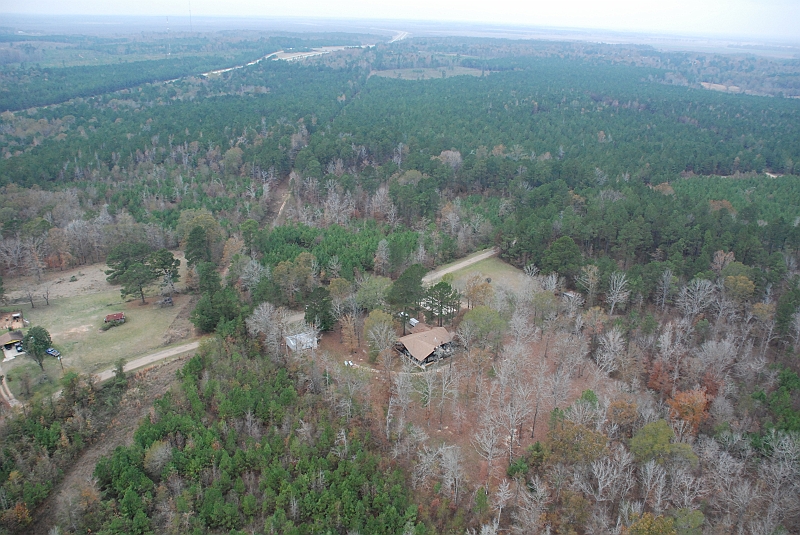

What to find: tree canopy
left=22, top=326, right=52, bottom=371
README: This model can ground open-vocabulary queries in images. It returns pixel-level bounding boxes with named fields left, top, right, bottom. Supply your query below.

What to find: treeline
left=0, top=33, right=369, bottom=112
left=1, top=54, right=268, bottom=112
left=381, top=36, right=800, bottom=97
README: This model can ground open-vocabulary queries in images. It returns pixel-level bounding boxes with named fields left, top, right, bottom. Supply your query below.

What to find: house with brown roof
left=104, top=312, right=126, bottom=323
left=395, top=327, right=454, bottom=368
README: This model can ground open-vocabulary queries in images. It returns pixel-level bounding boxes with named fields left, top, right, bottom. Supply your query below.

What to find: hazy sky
left=4, top=0, right=800, bottom=42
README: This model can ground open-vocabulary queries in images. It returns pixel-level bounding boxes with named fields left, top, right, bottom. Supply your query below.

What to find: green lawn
left=2, top=290, right=193, bottom=398
left=3, top=353, right=64, bottom=401
left=446, top=257, right=527, bottom=294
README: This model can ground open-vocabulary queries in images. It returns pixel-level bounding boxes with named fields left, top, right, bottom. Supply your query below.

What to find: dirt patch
left=31, top=356, right=189, bottom=534
left=53, top=324, right=93, bottom=338
left=3, top=251, right=188, bottom=306
left=162, top=294, right=198, bottom=345
left=5, top=264, right=111, bottom=304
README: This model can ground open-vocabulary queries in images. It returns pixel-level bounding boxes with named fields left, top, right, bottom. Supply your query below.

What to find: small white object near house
left=409, top=318, right=419, bottom=327
left=285, top=332, right=318, bottom=352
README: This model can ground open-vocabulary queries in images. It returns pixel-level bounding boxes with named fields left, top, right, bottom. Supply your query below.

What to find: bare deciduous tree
left=440, top=445, right=466, bottom=503
left=41, top=282, right=53, bottom=306
left=413, top=445, right=439, bottom=489
left=239, top=258, right=267, bottom=295
left=366, top=319, right=396, bottom=357
left=789, top=308, right=800, bottom=350
left=511, top=476, right=548, bottom=535
left=677, top=278, right=715, bottom=318
left=596, top=327, right=625, bottom=375
left=327, top=255, right=342, bottom=279
left=577, top=264, right=600, bottom=307
left=246, top=302, right=289, bottom=355
left=414, top=370, right=438, bottom=427
left=656, top=268, right=674, bottom=312
left=711, top=250, right=735, bottom=277
left=0, top=234, right=27, bottom=275
left=606, top=271, right=630, bottom=315
left=548, top=364, right=572, bottom=412
left=561, top=291, right=585, bottom=318
left=472, top=414, right=502, bottom=480
left=671, top=467, right=706, bottom=510
left=508, top=309, right=537, bottom=345
left=640, top=460, right=667, bottom=514
left=437, top=365, right=458, bottom=429
left=492, top=479, right=513, bottom=523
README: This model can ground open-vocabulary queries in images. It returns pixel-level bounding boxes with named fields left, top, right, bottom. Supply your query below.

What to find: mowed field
left=428, top=253, right=527, bottom=296
left=1, top=255, right=196, bottom=399
left=371, top=66, right=485, bottom=80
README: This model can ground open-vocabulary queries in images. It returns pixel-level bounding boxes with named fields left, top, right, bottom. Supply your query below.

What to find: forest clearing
left=0, top=254, right=197, bottom=400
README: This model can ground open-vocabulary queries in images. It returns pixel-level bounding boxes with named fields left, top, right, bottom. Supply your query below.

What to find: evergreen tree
left=540, top=236, right=582, bottom=279
left=190, top=294, right=219, bottom=333
left=305, top=286, right=334, bottom=331
left=185, top=225, right=211, bottom=267
left=148, top=248, right=181, bottom=282
left=387, top=264, right=426, bottom=334
left=105, top=242, right=151, bottom=284
left=119, top=262, right=159, bottom=304
left=196, top=261, right=222, bottom=297
left=422, top=281, right=461, bottom=327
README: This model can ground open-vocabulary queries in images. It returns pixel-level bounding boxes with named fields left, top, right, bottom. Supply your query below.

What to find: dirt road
left=389, top=31, right=410, bottom=43
left=0, top=339, right=202, bottom=409
left=0, top=366, right=21, bottom=408
left=422, top=247, right=498, bottom=285
left=93, top=340, right=201, bottom=383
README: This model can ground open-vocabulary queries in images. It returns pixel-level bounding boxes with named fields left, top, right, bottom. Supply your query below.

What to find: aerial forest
left=0, top=29, right=799, bottom=535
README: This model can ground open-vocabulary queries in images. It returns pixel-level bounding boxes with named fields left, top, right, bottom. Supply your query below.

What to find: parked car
left=14, top=344, right=23, bottom=353
left=46, top=347, right=61, bottom=357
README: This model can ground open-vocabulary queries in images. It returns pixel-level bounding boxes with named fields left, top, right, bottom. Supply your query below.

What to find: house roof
left=105, top=313, right=125, bottom=322
left=285, top=332, right=318, bottom=351
left=0, top=330, right=23, bottom=346
left=396, top=327, right=453, bottom=362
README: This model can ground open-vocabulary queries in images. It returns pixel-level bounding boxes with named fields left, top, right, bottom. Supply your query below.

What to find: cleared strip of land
left=93, top=340, right=201, bottom=383
left=422, top=247, right=498, bottom=284
left=370, top=66, right=485, bottom=80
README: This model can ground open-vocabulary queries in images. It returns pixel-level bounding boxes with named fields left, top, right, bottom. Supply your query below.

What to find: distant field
left=371, top=66, right=485, bottom=80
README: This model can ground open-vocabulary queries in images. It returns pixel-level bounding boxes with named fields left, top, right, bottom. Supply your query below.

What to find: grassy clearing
left=371, top=66, right=485, bottom=81
left=3, top=354, right=64, bottom=400
left=1, top=253, right=195, bottom=399
left=27, top=291, right=190, bottom=371
left=445, top=257, right=527, bottom=294
left=2, top=290, right=193, bottom=398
